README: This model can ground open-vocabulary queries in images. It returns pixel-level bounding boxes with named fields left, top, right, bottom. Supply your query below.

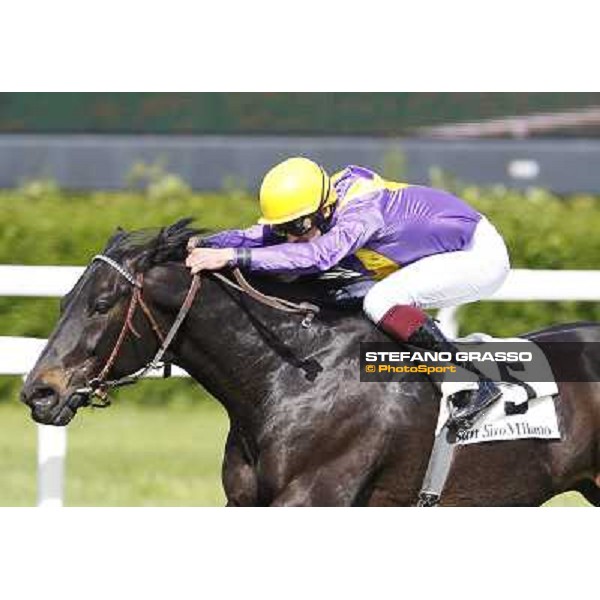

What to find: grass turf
left=0, top=397, right=591, bottom=507
left=0, top=396, right=229, bottom=506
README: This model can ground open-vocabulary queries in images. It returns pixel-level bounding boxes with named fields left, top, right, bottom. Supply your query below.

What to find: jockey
left=186, top=157, right=511, bottom=424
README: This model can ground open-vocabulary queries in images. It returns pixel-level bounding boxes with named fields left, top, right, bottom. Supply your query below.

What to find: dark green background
left=1, top=93, right=599, bottom=135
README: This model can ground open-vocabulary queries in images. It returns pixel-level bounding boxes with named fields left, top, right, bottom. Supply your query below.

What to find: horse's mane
left=104, top=218, right=201, bottom=265
left=105, top=218, right=367, bottom=314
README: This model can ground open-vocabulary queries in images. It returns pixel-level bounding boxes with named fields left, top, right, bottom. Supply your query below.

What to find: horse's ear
left=135, top=229, right=163, bottom=272
left=150, top=219, right=197, bottom=265
left=104, top=226, right=128, bottom=253
left=135, top=218, right=201, bottom=272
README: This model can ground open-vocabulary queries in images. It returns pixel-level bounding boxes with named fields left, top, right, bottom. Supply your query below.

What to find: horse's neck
left=171, top=280, right=306, bottom=415
left=169, top=276, right=372, bottom=427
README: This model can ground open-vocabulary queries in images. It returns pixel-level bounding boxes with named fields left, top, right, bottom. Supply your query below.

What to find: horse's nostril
left=22, top=384, right=59, bottom=409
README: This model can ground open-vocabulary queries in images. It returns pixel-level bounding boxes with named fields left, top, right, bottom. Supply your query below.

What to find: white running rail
left=1, top=265, right=600, bottom=506
left=0, top=265, right=188, bottom=507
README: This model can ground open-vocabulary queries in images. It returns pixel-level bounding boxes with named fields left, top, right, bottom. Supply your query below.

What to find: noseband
left=73, top=254, right=319, bottom=408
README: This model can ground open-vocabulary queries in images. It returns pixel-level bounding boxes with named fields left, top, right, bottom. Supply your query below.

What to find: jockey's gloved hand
left=186, top=236, right=202, bottom=253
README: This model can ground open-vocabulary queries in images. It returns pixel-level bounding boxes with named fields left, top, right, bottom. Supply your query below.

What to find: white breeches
left=363, top=217, right=510, bottom=322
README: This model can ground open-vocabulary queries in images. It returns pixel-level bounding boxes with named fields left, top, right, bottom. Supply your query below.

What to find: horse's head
left=20, top=219, right=198, bottom=426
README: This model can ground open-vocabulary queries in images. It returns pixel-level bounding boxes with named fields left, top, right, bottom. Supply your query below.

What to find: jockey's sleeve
left=200, top=224, right=278, bottom=248
left=240, top=205, right=384, bottom=274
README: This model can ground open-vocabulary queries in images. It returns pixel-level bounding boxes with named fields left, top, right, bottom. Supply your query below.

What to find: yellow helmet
left=258, top=157, right=331, bottom=225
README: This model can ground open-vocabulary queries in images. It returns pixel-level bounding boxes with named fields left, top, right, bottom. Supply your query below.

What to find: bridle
left=72, top=254, right=201, bottom=407
left=72, top=254, right=319, bottom=409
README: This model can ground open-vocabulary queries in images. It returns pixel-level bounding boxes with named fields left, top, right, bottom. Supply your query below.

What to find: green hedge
left=446, top=183, right=600, bottom=336
left=2, top=183, right=600, bottom=404
left=0, top=184, right=260, bottom=406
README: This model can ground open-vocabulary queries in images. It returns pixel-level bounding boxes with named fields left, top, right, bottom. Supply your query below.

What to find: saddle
left=307, top=268, right=376, bottom=309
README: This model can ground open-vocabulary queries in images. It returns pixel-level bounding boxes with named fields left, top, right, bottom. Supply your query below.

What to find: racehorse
left=21, top=220, right=600, bottom=506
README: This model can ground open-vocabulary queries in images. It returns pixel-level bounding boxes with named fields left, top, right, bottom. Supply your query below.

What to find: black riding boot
left=408, top=319, right=502, bottom=425
left=378, top=304, right=502, bottom=428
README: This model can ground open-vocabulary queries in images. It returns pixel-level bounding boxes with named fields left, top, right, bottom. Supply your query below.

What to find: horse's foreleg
left=574, top=479, right=600, bottom=507
left=269, top=457, right=380, bottom=507
left=270, top=478, right=354, bottom=507
left=222, top=429, right=258, bottom=506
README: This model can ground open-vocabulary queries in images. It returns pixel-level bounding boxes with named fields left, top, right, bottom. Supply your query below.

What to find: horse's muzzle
left=21, top=382, right=60, bottom=412
left=21, top=382, right=83, bottom=426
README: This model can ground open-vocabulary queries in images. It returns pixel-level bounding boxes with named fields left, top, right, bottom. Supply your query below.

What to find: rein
left=213, top=269, right=319, bottom=327
left=74, top=254, right=319, bottom=407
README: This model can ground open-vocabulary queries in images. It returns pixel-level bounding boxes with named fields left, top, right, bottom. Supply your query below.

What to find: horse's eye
left=93, top=298, right=112, bottom=315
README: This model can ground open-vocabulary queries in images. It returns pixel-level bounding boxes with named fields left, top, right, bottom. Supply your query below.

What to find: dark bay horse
left=21, top=220, right=600, bottom=506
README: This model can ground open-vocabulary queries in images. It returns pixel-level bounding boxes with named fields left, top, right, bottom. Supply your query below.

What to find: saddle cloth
left=436, top=333, right=561, bottom=445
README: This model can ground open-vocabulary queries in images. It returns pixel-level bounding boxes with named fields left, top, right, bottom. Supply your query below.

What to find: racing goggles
left=272, top=213, right=317, bottom=237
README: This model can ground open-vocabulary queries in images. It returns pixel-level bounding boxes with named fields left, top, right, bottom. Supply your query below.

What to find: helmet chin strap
left=314, top=165, right=334, bottom=232
left=318, top=165, right=332, bottom=209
